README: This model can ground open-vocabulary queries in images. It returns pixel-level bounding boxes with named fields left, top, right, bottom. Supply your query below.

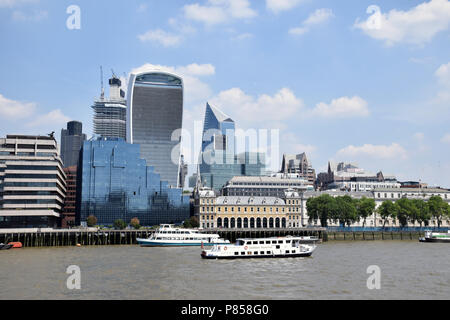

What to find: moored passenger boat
left=137, top=224, right=230, bottom=247
left=419, top=230, right=450, bottom=243
left=201, top=236, right=317, bottom=259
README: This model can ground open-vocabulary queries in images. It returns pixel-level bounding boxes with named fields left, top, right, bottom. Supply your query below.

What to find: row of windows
left=376, top=193, right=449, bottom=199
left=202, top=206, right=301, bottom=213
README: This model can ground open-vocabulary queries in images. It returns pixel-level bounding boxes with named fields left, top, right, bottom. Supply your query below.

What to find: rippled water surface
left=1, top=241, right=449, bottom=300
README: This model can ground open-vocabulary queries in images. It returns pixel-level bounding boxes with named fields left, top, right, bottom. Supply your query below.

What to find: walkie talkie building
left=127, top=71, right=183, bottom=187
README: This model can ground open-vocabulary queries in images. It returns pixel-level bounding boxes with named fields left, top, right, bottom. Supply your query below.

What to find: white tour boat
left=419, top=230, right=450, bottom=243
left=137, top=224, right=230, bottom=247
left=201, top=236, right=317, bottom=259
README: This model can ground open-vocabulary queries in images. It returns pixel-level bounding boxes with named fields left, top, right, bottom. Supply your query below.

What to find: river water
left=0, top=241, right=448, bottom=300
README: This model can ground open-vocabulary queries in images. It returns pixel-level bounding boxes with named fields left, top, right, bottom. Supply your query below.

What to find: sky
left=0, top=0, right=449, bottom=187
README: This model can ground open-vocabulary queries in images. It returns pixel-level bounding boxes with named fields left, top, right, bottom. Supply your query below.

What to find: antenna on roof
left=100, top=66, right=105, bottom=100
left=111, top=69, right=117, bottom=78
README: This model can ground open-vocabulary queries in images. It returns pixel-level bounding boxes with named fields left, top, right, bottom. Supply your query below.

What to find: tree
left=130, top=217, right=141, bottom=230
left=395, top=198, right=414, bottom=227
left=114, top=219, right=127, bottom=230
left=377, top=201, right=397, bottom=228
left=335, top=196, right=357, bottom=227
left=356, top=197, right=376, bottom=228
left=306, top=197, right=320, bottom=225
left=183, top=216, right=199, bottom=228
left=428, top=196, right=447, bottom=228
left=86, top=215, right=97, bottom=227
left=411, top=199, right=431, bottom=227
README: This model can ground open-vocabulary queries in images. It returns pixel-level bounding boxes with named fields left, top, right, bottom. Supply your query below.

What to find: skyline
left=1, top=0, right=450, bottom=186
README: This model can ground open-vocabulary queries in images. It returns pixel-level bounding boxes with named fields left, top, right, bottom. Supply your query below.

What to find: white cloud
left=354, top=0, right=450, bottom=46
left=289, top=8, right=334, bottom=35
left=26, top=109, right=71, bottom=128
left=0, top=0, right=38, bottom=8
left=130, top=63, right=215, bottom=105
left=0, top=94, right=36, bottom=119
left=441, top=133, right=450, bottom=144
left=337, top=143, right=408, bottom=160
left=266, top=0, right=304, bottom=13
left=176, top=63, right=216, bottom=76
left=11, top=9, right=47, bottom=22
left=232, top=32, right=254, bottom=41
left=137, top=29, right=182, bottom=47
left=209, top=87, right=304, bottom=127
left=183, top=0, right=257, bottom=26
left=311, top=96, right=369, bottom=118
left=435, top=62, right=450, bottom=86
left=281, top=132, right=317, bottom=155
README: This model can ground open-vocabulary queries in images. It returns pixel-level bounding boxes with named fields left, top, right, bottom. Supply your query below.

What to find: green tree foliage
left=86, top=215, right=97, bottom=227
left=428, top=196, right=448, bottom=228
left=335, top=196, right=358, bottom=227
left=377, top=201, right=397, bottom=227
left=113, top=219, right=127, bottom=230
left=411, top=199, right=431, bottom=227
left=183, top=216, right=200, bottom=228
left=130, top=217, right=141, bottom=230
left=356, top=197, right=376, bottom=228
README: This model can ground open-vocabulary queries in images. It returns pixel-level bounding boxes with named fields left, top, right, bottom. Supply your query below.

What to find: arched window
left=230, top=218, right=236, bottom=229
left=237, top=217, right=242, bottom=229
left=263, top=218, right=268, bottom=228
left=275, top=218, right=280, bottom=228
left=282, top=218, right=286, bottom=228
left=269, top=217, right=274, bottom=228
left=244, top=218, right=249, bottom=229
left=250, top=217, right=255, bottom=229
left=256, top=218, right=262, bottom=228
left=224, top=218, right=229, bottom=229
left=217, top=217, right=222, bottom=228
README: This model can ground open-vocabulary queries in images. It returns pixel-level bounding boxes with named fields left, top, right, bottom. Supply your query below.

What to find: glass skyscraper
left=60, top=121, right=86, bottom=168
left=199, top=103, right=266, bottom=191
left=127, top=71, right=183, bottom=188
left=77, top=138, right=189, bottom=227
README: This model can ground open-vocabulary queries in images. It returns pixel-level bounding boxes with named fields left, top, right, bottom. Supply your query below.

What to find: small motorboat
left=0, top=243, right=13, bottom=250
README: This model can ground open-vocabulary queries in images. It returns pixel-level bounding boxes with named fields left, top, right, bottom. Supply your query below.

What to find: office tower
left=60, top=121, right=86, bottom=168
left=127, top=71, right=183, bottom=187
left=202, top=102, right=235, bottom=153
left=199, top=103, right=265, bottom=191
left=78, top=137, right=190, bottom=227
left=179, top=155, right=188, bottom=189
left=92, top=75, right=127, bottom=140
left=61, top=166, right=77, bottom=228
left=281, top=153, right=316, bottom=185
left=0, top=135, right=67, bottom=228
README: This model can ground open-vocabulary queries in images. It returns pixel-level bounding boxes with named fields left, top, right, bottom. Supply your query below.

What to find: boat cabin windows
left=259, top=241, right=264, bottom=244
left=234, top=252, right=239, bottom=256
left=252, top=241, right=258, bottom=245
left=265, top=241, right=271, bottom=244
left=267, top=251, right=271, bottom=254
left=271, top=240, right=277, bottom=244
left=277, top=240, right=283, bottom=244
left=236, top=240, right=245, bottom=246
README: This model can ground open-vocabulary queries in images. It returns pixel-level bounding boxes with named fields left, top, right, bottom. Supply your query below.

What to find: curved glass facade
left=127, top=72, right=183, bottom=187
left=78, top=138, right=190, bottom=227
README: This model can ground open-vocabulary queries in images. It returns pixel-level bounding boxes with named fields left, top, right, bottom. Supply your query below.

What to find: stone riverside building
left=195, top=187, right=450, bottom=229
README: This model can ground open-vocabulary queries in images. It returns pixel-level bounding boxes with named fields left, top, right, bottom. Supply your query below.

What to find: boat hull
left=0, top=244, right=13, bottom=250
left=201, top=252, right=313, bottom=259
left=419, top=237, right=450, bottom=243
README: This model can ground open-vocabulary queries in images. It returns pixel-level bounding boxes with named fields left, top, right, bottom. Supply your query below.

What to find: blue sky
left=1, top=0, right=450, bottom=186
